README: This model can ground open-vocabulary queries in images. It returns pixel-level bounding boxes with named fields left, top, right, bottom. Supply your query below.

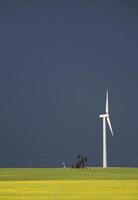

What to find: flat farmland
left=0, top=168, right=138, bottom=200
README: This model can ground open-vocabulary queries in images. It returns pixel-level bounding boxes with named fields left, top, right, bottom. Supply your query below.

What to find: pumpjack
left=71, top=155, right=87, bottom=168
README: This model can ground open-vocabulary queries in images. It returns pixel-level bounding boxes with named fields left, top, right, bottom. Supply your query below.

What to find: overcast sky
left=0, top=1, right=138, bottom=167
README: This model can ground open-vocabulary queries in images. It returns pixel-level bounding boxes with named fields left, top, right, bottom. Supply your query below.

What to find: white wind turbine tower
left=99, top=90, right=114, bottom=168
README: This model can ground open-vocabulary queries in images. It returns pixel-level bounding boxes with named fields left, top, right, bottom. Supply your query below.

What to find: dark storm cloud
left=0, top=1, right=138, bottom=167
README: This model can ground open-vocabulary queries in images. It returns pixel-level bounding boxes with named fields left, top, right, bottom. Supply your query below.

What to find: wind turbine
left=99, top=90, right=114, bottom=168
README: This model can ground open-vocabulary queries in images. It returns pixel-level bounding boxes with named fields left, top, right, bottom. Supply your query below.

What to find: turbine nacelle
left=99, top=113, right=109, bottom=118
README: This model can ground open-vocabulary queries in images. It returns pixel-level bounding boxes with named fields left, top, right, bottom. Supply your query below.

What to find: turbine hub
left=99, top=113, right=109, bottom=118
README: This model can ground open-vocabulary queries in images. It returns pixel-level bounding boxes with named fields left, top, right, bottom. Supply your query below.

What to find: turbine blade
left=105, top=90, right=108, bottom=114
left=107, top=117, right=114, bottom=136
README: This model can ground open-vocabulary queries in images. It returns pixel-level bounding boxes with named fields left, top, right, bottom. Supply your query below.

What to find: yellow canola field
left=0, top=180, right=138, bottom=200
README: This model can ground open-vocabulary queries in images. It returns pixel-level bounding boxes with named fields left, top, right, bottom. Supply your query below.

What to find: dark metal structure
left=71, top=155, right=87, bottom=168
